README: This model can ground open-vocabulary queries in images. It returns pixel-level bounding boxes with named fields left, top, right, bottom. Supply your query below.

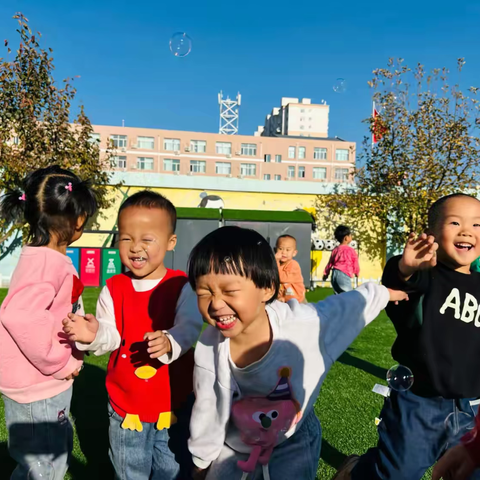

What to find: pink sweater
left=0, top=247, right=83, bottom=403
left=323, top=244, right=360, bottom=279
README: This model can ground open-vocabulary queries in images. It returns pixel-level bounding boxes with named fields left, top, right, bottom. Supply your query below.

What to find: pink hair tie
left=65, top=182, right=73, bottom=192
left=19, top=193, right=26, bottom=201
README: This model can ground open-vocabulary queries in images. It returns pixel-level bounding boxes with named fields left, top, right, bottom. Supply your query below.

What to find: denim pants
left=331, top=269, right=353, bottom=295
left=205, top=409, right=322, bottom=480
left=351, top=389, right=480, bottom=480
left=2, top=387, right=73, bottom=480
left=108, top=397, right=193, bottom=480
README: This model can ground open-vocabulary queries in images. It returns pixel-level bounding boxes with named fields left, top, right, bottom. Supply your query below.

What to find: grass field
left=0, top=288, right=433, bottom=479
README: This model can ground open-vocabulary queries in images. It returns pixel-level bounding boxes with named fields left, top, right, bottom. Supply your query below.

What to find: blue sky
left=1, top=0, right=479, bottom=150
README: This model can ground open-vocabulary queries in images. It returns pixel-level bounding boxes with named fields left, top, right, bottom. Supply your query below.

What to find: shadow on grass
left=70, top=363, right=114, bottom=479
left=337, top=352, right=387, bottom=381
left=320, top=438, right=347, bottom=470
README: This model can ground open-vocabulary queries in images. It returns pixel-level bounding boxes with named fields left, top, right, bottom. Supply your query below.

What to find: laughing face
left=431, top=196, right=480, bottom=274
left=195, top=273, right=274, bottom=339
left=118, top=206, right=177, bottom=280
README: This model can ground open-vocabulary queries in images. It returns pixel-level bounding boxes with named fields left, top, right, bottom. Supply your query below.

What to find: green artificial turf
left=0, top=288, right=433, bottom=479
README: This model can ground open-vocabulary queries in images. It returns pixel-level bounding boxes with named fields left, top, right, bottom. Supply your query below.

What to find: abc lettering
left=440, top=288, right=480, bottom=326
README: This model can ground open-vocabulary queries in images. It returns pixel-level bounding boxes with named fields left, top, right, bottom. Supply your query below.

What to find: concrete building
left=256, top=97, right=329, bottom=138
left=91, top=124, right=354, bottom=184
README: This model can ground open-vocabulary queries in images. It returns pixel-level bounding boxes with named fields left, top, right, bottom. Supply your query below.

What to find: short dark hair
left=334, top=225, right=351, bottom=243
left=0, top=165, right=98, bottom=246
left=428, top=193, right=479, bottom=230
left=119, top=190, right=177, bottom=232
left=276, top=234, right=297, bottom=247
left=188, top=226, right=280, bottom=303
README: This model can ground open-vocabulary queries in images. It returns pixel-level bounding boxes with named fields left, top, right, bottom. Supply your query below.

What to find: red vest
left=106, top=271, right=194, bottom=423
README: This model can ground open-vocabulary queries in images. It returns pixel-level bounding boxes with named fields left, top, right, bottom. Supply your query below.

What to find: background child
left=186, top=226, right=407, bottom=480
left=275, top=234, right=306, bottom=302
left=0, top=165, right=97, bottom=478
left=62, top=190, right=203, bottom=480
left=338, top=193, right=480, bottom=480
left=323, top=225, right=359, bottom=294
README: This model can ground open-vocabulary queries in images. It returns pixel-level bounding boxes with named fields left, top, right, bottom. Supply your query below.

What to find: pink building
left=91, top=125, right=355, bottom=183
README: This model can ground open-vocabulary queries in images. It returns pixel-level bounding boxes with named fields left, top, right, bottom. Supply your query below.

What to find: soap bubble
left=28, top=461, right=54, bottom=479
left=444, top=411, right=475, bottom=442
left=386, top=365, right=414, bottom=392
left=169, top=32, right=192, bottom=57
left=333, top=78, right=346, bottom=93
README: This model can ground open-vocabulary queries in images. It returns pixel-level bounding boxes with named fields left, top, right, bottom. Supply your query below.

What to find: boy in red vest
left=62, top=191, right=203, bottom=479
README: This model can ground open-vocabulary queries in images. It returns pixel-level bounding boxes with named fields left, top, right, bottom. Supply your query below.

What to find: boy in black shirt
left=335, top=193, right=480, bottom=480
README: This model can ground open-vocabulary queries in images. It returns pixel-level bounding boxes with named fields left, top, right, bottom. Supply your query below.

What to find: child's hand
left=192, top=467, right=208, bottom=480
left=387, top=288, right=409, bottom=305
left=399, top=233, right=438, bottom=279
left=62, top=313, right=99, bottom=344
left=275, top=250, right=282, bottom=260
left=322, top=275, right=328, bottom=281
left=64, top=368, right=81, bottom=381
left=144, top=331, right=172, bottom=359
left=432, top=444, right=476, bottom=480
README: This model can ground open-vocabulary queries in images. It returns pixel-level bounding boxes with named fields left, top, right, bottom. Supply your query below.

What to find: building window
left=264, top=174, right=271, bottom=180
left=241, top=143, right=257, bottom=156
left=264, top=154, right=271, bottom=163
left=163, top=158, right=180, bottom=172
left=300, top=125, right=304, bottom=130
left=111, top=134, right=127, bottom=148
left=112, top=156, right=126, bottom=169
left=215, top=162, right=231, bottom=175
left=298, top=146, right=306, bottom=159
left=137, top=157, right=154, bottom=170
left=191, top=140, right=206, bottom=153
left=298, top=166, right=306, bottom=178
left=314, top=148, right=327, bottom=160
left=137, top=136, right=154, bottom=149
left=335, top=168, right=350, bottom=181
left=336, top=149, right=349, bottom=161
left=240, top=163, right=256, bottom=176
left=313, top=167, right=326, bottom=180
left=287, top=166, right=295, bottom=179
left=164, top=138, right=180, bottom=151
left=89, top=133, right=101, bottom=144
left=274, top=174, right=281, bottom=181
left=275, top=155, right=282, bottom=163
left=288, top=146, right=296, bottom=159
left=190, top=160, right=206, bottom=173
left=216, top=142, right=231, bottom=155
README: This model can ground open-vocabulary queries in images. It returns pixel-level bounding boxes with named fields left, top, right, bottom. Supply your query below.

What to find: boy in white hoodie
left=187, top=226, right=407, bottom=479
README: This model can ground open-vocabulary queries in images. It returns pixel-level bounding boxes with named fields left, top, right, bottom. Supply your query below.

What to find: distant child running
left=335, top=194, right=480, bottom=480
left=0, top=166, right=97, bottom=478
left=323, top=225, right=359, bottom=294
left=186, top=226, right=407, bottom=480
left=62, top=191, right=203, bottom=480
left=275, top=234, right=305, bottom=302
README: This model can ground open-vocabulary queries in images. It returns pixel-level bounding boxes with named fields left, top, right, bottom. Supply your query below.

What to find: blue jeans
left=205, top=409, right=321, bottom=480
left=331, top=269, right=353, bottom=295
left=351, top=389, right=480, bottom=480
left=108, top=397, right=193, bottom=480
left=2, top=387, right=73, bottom=480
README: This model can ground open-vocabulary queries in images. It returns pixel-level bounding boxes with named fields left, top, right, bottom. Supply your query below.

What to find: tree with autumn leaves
left=316, top=58, right=480, bottom=263
left=0, top=13, right=114, bottom=257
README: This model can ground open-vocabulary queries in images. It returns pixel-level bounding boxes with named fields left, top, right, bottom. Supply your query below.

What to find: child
left=186, top=226, right=407, bottom=480
left=0, top=166, right=97, bottom=478
left=275, top=234, right=306, bottom=302
left=62, top=191, right=203, bottom=480
left=336, top=193, right=480, bottom=480
left=323, top=225, right=359, bottom=294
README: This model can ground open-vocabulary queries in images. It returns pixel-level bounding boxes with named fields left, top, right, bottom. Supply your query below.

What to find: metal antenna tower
left=218, top=91, right=241, bottom=135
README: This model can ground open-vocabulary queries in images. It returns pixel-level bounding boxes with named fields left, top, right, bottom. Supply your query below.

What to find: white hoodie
left=189, top=283, right=390, bottom=470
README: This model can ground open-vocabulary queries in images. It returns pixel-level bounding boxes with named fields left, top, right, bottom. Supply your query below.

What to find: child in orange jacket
left=275, top=235, right=306, bottom=303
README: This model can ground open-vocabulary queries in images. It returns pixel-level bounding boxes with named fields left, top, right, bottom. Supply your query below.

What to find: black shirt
left=383, top=256, right=480, bottom=398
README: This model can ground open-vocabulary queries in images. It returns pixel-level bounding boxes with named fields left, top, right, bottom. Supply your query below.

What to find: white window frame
left=298, top=146, right=306, bottom=159
left=274, top=174, right=281, bottom=181
left=313, top=167, right=326, bottom=180
left=335, top=168, right=350, bottom=181
left=287, top=166, right=295, bottom=179
left=163, top=158, right=180, bottom=172
left=216, top=142, right=232, bottom=155
left=89, top=133, right=101, bottom=144
left=215, top=162, right=231, bottom=175
left=298, top=166, right=306, bottom=178
left=264, top=154, right=271, bottom=163
left=241, top=143, right=257, bottom=156
left=288, top=146, right=296, bottom=159
left=314, top=148, right=327, bottom=160
left=191, top=140, right=207, bottom=153
left=336, top=149, right=349, bottom=161
left=113, top=156, right=127, bottom=169
left=137, top=136, right=154, bottom=149
left=190, top=160, right=206, bottom=173
left=263, top=174, right=271, bottom=180
left=137, top=157, right=154, bottom=170
left=240, top=163, right=256, bottom=176
left=164, top=138, right=181, bottom=151
left=275, top=155, right=282, bottom=163
left=111, top=134, right=127, bottom=148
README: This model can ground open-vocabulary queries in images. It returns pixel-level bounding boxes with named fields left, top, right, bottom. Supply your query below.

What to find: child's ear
left=167, top=234, right=177, bottom=251
left=293, top=250, right=298, bottom=258
left=262, top=286, right=276, bottom=303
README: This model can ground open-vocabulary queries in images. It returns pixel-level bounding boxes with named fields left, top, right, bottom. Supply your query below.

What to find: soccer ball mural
left=324, top=239, right=337, bottom=251
left=312, top=238, right=325, bottom=251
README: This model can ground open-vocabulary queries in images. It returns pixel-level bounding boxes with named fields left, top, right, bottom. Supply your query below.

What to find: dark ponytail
left=0, top=165, right=99, bottom=246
